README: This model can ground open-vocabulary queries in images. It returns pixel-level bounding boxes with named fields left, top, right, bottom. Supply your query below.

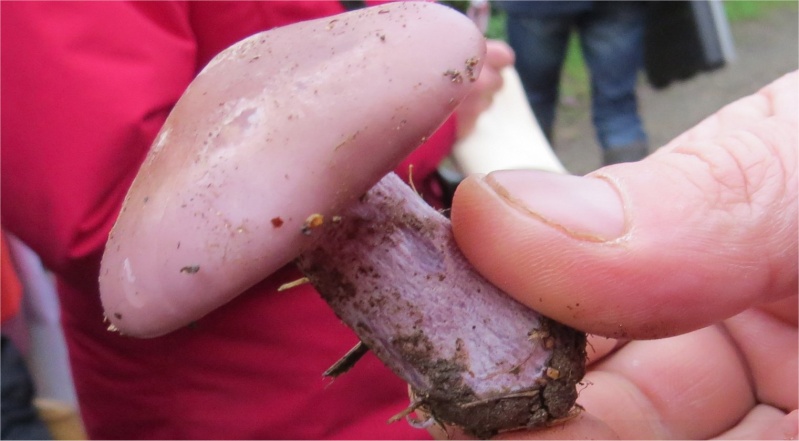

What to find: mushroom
left=99, top=3, right=585, bottom=438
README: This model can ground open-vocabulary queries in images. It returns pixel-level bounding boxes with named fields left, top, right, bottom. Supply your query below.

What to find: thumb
left=451, top=72, right=798, bottom=339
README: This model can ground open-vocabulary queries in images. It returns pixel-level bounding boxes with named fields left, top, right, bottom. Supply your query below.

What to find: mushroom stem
left=297, top=173, right=586, bottom=438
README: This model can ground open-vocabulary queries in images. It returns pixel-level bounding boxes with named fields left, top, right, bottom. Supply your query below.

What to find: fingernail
left=484, top=170, right=625, bottom=241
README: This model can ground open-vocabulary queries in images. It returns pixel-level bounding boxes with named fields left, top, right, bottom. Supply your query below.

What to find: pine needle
left=278, top=277, right=310, bottom=291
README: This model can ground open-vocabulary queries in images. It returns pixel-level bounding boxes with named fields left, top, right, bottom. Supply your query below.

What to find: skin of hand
left=448, top=71, right=798, bottom=439
left=455, top=39, right=515, bottom=139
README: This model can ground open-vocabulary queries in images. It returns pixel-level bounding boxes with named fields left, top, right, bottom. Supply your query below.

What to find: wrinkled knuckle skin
left=670, top=122, right=795, bottom=221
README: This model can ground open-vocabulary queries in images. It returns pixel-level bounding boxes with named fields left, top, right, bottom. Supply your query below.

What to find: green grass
left=724, top=0, right=798, bottom=21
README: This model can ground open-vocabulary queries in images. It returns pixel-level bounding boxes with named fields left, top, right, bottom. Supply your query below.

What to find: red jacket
left=1, top=232, right=22, bottom=324
left=1, top=2, right=454, bottom=438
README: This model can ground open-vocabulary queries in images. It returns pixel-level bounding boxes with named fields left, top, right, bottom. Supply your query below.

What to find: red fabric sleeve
left=1, top=232, right=23, bottom=324
left=189, top=1, right=348, bottom=70
left=1, top=1, right=197, bottom=282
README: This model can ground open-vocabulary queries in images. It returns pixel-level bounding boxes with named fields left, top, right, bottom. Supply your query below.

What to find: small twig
left=387, top=397, right=425, bottom=424
left=278, top=277, right=310, bottom=292
left=408, top=164, right=420, bottom=197
left=458, top=389, right=540, bottom=409
left=323, top=341, right=369, bottom=378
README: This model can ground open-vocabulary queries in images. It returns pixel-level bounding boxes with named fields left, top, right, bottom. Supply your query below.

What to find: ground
left=551, top=5, right=799, bottom=175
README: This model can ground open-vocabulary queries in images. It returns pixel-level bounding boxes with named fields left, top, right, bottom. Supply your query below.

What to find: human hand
left=449, top=71, right=798, bottom=438
left=455, top=39, right=515, bottom=139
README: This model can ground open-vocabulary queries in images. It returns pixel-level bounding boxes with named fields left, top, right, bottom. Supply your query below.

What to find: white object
left=451, top=66, right=567, bottom=175
left=7, top=235, right=79, bottom=407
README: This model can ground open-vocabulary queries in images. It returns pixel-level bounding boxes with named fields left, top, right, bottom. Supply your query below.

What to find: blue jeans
left=506, top=2, right=648, bottom=150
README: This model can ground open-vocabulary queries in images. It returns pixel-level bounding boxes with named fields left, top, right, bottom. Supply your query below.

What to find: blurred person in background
left=495, top=0, right=650, bottom=165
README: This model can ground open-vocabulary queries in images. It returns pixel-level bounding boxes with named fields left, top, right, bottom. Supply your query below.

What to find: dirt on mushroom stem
left=296, top=173, right=586, bottom=438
